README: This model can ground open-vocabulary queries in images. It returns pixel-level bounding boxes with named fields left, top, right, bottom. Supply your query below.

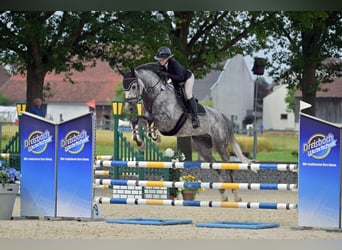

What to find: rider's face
left=159, top=58, right=168, bottom=66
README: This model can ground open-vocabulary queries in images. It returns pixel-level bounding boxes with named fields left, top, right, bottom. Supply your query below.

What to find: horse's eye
left=131, top=85, right=136, bottom=90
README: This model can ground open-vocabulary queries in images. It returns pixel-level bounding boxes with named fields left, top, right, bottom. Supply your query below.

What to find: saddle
left=156, top=82, right=206, bottom=136
left=172, top=83, right=206, bottom=115
left=152, top=65, right=205, bottom=115
left=151, top=69, right=206, bottom=136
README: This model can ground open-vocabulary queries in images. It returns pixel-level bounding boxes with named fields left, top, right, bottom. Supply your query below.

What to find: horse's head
left=120, top=63, right=166, bottom=114
left=120, top=68, right=141, bottom=114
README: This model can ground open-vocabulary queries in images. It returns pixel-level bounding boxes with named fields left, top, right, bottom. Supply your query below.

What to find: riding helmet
left=154, top=46, right=172, bottom=60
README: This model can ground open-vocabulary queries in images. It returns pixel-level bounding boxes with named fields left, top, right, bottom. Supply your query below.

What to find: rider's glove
left=157, top=70, right=169, bottom=79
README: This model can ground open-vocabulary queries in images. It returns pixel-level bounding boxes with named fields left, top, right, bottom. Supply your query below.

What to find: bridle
left=124, top=70, right=164, bottom=112
left=123, top=76, right=141, bottom=104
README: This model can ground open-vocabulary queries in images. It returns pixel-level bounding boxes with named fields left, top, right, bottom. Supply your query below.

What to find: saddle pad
left=196, top=102, right=206, bottom=115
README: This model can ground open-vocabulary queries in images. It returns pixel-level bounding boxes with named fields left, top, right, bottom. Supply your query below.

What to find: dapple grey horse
left=121, top=62, right=250, bottom=202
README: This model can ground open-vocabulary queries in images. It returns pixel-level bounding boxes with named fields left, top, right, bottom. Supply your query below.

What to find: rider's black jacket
left=162, top=58, right=192, bottom=84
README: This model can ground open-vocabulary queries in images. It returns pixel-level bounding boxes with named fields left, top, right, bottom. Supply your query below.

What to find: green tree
left=114, top=81, right=125, bottom=102
left=0, top=11, right=125, bottom=110
left=285, top=85, right=299, bottom=113
left=264, top=11, right=342, bottom=116
left=0, top=11, right=187, bottom=110
left=0, top=91, right=11, bottom=105
left=1, top=11, right=269, bottom=111
left=168, top=11, right=266, bottom=77
left=109, top=11, right=268, bottom=78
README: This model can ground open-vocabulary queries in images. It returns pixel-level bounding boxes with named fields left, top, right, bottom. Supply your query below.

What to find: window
left=280, top=114, right=288, bottom=120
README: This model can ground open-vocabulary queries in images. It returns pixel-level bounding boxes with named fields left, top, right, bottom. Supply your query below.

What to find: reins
left=124, top=65, right=176, bottom=114
left=141, top=75, right=164, bottom=113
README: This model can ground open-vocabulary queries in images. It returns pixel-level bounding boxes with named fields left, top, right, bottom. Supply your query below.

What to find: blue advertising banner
left=56, top=113, right=94, bottom=218
left=20, top=112, right=57, bottom=217
left=298, top=113, right=341, bottom=228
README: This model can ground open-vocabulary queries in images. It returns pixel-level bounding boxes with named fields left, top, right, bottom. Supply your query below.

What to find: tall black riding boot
left=188, top=97, right=200, bottom=129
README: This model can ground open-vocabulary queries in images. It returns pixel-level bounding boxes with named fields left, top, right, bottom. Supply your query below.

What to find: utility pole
left=251, top=57, right=266, bottom=160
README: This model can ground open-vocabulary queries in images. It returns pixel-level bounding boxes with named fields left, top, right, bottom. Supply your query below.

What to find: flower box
left=0, top=183, right=19, bottom=220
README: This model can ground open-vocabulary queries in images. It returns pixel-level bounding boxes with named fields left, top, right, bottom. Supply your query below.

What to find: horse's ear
left=116, top=67, right=125, bottom=77
left=130, top=68, right=135, bottom=77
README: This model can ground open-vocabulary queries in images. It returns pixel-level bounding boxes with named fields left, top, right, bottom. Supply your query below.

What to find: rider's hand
left=157, top=70, right=169, bottom=79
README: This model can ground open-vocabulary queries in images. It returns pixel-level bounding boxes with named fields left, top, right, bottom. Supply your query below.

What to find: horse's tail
left=222, top=114, right=250, bottom=163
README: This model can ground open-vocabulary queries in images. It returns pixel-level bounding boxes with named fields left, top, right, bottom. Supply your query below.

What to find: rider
left=154, top=46, right=200, bottom=129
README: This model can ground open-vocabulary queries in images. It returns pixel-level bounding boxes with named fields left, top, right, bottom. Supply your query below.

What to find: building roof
left=193, top=54, right=257, bottom=101
left=193, top=69, right=222, bottom=101
left=192, top=60, right=227, bottom=101
left=210, top=54, right=254, bottom=91
left=210, top=59, right=231, bottom=91
left=0, top=66, right=10, bottom=87
left=295, top=57, right=342, bottom=98
left=295, top=77, right=342, bottom=98
left=316, top=78, right=342, bottom=98
left=0, top=60, right=123, bottom=104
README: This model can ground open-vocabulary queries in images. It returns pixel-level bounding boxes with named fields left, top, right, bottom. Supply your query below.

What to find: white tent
left=0, top=106, right=17, bottom=123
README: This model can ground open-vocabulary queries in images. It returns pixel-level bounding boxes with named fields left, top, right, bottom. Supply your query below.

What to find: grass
left=94, top=129, right=298, bottom=162
left=256, top=150, right=297, bottom=162
left=256, top=132, right=298, bottom=162
left=0, top=125, right=19, bottom=152
left=0, top=125, right=298, bottom=163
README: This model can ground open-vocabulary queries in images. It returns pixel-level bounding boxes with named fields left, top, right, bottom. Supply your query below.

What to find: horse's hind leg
left=214, top=169, right=229, bottom=202
left=192, top=136, right=223, bottom=195
left=215, top=169, right=241, bottom=202
left=192, top=136, right=215, bottom=162
left=215, top=140, right=242, bottom=202
left=192, top=136, right=232, bottom=202
left=228, top=170, right=241, bottom=202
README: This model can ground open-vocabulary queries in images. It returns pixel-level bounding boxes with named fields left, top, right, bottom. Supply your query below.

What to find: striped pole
left=0, top=153, right=11, bottom=159
left=96, top=155, right=113, bottom=160
left=95, top=160, right=298, bottom=172
left=95, top=197, right=297, bottom=210
left=94, top=170, right=111, bottom=176
left=94, top=179, right=298, bottom=191
left=93, top=184, right=111, bottom=189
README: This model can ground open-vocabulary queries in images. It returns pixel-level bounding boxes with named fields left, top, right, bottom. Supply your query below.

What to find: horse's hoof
left=235, top=197, right=242, bottom=202
left=138, top=142, right=146, bottom=151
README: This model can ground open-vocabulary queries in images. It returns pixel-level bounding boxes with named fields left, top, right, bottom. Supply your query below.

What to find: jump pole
left=94, top=179, right=298, bottom=191
left=96, top=160, right=298, bottom=172
left=95, top=197, right=297, bottom=210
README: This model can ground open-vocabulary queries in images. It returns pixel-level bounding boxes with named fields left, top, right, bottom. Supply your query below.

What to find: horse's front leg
left=131, top=116, right=146, bottom=150
left=147, top=120, right=161, bottom=143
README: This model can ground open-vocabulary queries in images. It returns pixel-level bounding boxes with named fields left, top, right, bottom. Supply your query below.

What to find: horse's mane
left=135, top=62, right=163, bottom=73
left=135, top=62, right=179, bottom=96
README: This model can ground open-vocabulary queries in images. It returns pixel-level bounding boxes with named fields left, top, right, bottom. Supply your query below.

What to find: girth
left=158, top=112, right=188, bottom=136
